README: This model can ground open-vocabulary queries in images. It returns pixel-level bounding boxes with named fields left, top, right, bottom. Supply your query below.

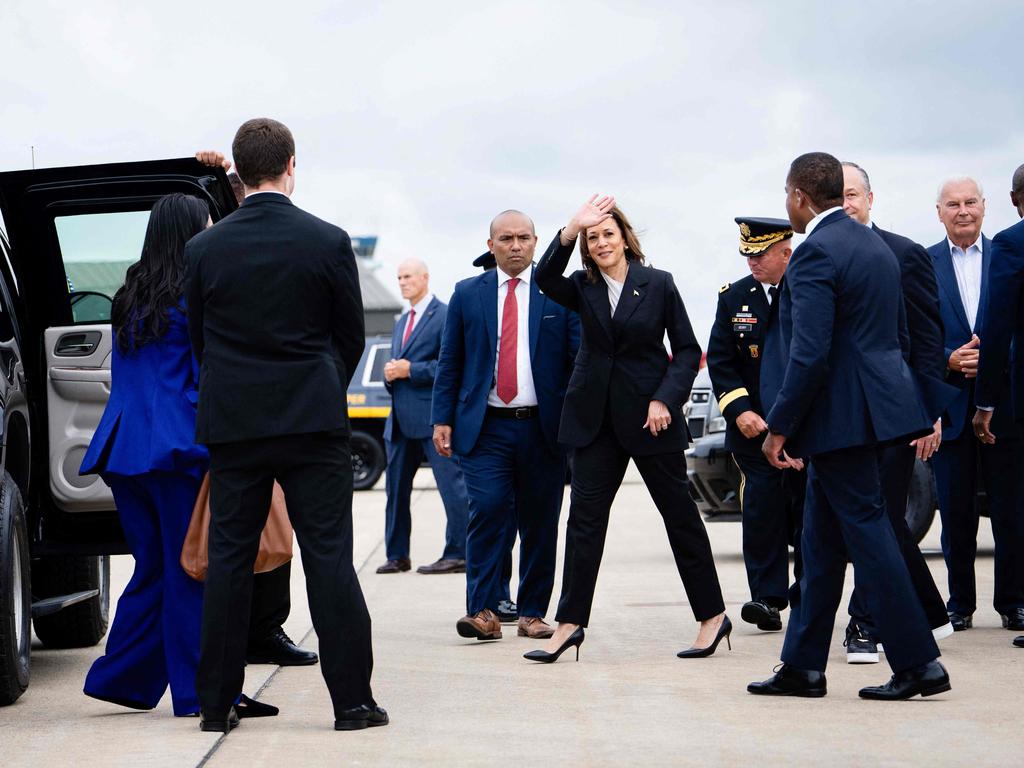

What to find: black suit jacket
left=534, top=232, right=701, bottom=456
left=873, top=224, right=946, bottom=382
left=185, top=193, right=364, bottom=444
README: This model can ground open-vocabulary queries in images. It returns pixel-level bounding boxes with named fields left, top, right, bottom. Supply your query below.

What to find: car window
left=362, top=343, right=390, bottom=387
left=54, top=210, right=150, bottom=324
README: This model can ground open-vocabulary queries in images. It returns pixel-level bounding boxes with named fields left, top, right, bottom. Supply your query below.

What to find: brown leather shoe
left=456, top=609, right=502, bottom=640
left=416, top=558, right=466, bottom=574
left=376, top=557, right=411, bottom=574
left=517, top=617, right=555, bottom=639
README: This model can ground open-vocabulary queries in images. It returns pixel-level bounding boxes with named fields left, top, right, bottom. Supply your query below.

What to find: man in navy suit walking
left=432, top=210, right=579, bottom=641
left=749, top=152, right=951, bottom=700
left=929, top=176, right=1024, bottom=633
left=971, top=162, right=1024, bottom=647
left=376, top=258, right=470, bottom=575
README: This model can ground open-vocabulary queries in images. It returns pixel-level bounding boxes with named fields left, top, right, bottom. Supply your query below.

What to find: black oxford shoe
left=947, top=611, right=972, bottom=631
left=859, top=660, right=950, bottom=700
left=335, top=703, right=390, bottom=731
left=1000, top=608, right=1024, bottom=631
left=376, top=557, right=411, bottom=574
left=748, top=664, right=826, bottom=697
left=200, top=706, right=240, bottom=733
left=1013, top=636, right=1024, bottom=648
left=246, top=628, right=319, bottom=666
left=741, top=600, right=783, bottom=631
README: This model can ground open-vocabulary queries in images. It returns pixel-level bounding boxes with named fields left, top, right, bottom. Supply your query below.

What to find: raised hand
left=195, top=150, right=232, bottom=171
left=563, top=194, right=616, bottom=242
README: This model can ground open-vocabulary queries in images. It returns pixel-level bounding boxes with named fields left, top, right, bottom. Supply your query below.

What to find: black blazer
left=534, top=232, right=701, bottom=456
left=185, top=193, right=364, bottom=445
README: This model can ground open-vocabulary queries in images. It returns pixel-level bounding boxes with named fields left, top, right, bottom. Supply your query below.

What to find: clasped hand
left=949, top=334, right=980, bottom=378
left=383, top=359, right=411, bottom=382
left=643, top=400, right=672, bottom=437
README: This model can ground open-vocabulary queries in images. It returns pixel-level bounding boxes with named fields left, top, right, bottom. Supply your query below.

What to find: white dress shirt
left=804, top=206, right=844, bottom=237
left=488, top=266, right=538, bottom=407
left=948, top=236, right=983, bottom=331
left=760, top=282, right=778, bottom=304
left=601, top=271, right=624, bottom=315
left=402, top=293, right=434, bottom=341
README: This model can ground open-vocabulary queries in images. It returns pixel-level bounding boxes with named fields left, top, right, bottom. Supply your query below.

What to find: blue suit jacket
left=384, top=295, right=446, bottom=441
left=431, top=265, right=580, bottom=456
left=81, top=306, right=209, bottom=478
left=928, top=234, right=1017, bottom=440
left=767, top=210, right=940, bottom=457
left=976, top=219, right=1024, bottom=425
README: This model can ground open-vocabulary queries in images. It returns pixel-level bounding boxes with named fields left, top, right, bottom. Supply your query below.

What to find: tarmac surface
left=2, top=465, right=1021, bottom=767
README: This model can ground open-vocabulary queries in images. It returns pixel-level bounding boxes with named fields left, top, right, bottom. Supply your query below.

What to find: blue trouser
left=384, top=429, right=469, bottom=561
left=931, top=432, right=1024, bottom=615
left=782, top=447, right=938, bottom=674
left=84, top=471, right=204, bottom=716
left=459, top=413, right=564, bottom=617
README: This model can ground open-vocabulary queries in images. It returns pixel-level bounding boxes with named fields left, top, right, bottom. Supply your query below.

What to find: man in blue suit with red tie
left=749, top=153, right=951, bottom=701
left=929, top=176, right=1024, bottom=633
left=971, top=163, right=1024, bottom=647
left=432, top=210, right=579, bottom=641
left=376, top=258, right=470, bottom=575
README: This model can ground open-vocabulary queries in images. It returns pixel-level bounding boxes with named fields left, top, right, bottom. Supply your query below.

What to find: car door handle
left=55, top=331, right=102, bottom=357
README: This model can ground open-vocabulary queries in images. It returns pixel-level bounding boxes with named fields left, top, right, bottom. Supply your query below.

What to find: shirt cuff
left=976, top=405, right=995, bottom=412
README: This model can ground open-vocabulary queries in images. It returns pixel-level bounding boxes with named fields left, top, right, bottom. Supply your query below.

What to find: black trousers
left=197, top=431, right=373, bottom=717
left=248, top=562, right=291, bottom=648
left=555, top=419, right=725, bottom=626
left=848, top=444, right=948, bottom=634
left=733, top=451, right=804, bottom=609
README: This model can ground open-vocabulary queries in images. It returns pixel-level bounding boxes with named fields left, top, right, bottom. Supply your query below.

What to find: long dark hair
left=579, top=205, right=646, bottom=283
left=112, top=193, right=209, bottom=353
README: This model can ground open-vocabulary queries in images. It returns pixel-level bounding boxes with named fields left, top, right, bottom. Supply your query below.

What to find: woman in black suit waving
left=525, top=195, right=728, bottom=663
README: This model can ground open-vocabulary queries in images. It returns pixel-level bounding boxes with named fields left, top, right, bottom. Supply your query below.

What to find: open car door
left=0, top=159, right=236, bottom=517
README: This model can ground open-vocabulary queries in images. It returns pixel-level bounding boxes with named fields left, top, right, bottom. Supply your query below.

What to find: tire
left=905, top=459, right=938, bottom=545
left=351, top=430, right=386, bottom=491
left=32, top=555, right=110, bottom=649
left=0, top=473, right=31, bottom=706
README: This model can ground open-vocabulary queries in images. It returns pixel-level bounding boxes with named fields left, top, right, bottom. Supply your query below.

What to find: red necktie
left=401, top=308, right=415, bottom=347
left=496, top=278, right=519, bottom=404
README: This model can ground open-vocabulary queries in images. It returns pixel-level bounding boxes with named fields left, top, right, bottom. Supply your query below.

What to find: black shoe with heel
left=523, top=626, right=585, bottom=663
left=677, top=615, right=732, bottom=659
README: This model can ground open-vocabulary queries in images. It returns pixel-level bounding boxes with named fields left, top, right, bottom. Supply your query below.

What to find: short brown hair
left=232, top=118, right=295, bottom=187
left=579, top=206, right=645, bottom=283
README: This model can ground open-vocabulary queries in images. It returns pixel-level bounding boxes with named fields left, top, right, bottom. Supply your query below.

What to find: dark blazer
left=707, top=274, right=775, bottom=455
left=977, top=218, right=1024, bottom=421
left=928, top=234, right=1017, bottom=441
left=431, top=264, right=579, bottom=456
left=80, top=306, right=208, bottom=478
left=185, top=193, right=364, bottom=445
left=384, top=295, right=446, bottom=441
left=767, top=210, right=938, bottom=457
left=534, top=232, right=701, bottom=456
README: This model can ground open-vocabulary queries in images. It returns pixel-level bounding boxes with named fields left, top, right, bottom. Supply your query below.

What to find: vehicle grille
left=687, top=417, right=705, bottom=438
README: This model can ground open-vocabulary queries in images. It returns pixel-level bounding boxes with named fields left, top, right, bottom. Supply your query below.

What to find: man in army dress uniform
left=707, top=217, right=805, bottom=632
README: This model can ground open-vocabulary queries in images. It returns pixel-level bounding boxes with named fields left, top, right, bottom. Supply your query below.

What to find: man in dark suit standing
left=432, top=210, right=579, bottom=641
left=748, top=152, right=950, bottom=700
left=376, top=257, right=469, bottom=575
left=972, top=162, right=1024, bottom=648
left=928, top=176, right=1024, bottom=633
left=707, top=217, right=804, bottom=633
left=187, top=118, right=385, bottom=732
left=838, top=162, right=953, bottom=662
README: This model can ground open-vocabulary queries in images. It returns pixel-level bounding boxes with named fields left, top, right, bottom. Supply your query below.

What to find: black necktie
left=768, top=286, right=778, bottom=304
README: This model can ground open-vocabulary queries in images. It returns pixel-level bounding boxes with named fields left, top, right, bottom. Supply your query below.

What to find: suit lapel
left=933, top=243, right=972, bottom=336
left=400, top=297, right=437, bottom=354
left=610, top=262, right=650, bottom=335
left=391, top=314, right=405, bottom=358
left=478, top=270, right=499, bottom=365
left=583, top=276, right=614, bottom=342
left=528, top=268, right=542, bottom=363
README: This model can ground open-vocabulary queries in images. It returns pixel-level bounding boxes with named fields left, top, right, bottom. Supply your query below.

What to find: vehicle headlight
left=707, top=416, right=727, bottom=434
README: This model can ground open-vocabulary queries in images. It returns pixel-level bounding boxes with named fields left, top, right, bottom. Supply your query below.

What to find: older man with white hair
left=928, top=176, right=1024, bottom=634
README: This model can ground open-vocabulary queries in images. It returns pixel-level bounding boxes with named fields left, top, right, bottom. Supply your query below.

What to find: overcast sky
left=3, top=0, right=1023, bottom=342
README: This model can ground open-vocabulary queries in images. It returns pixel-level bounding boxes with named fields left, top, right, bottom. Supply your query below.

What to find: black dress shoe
left=1013, top=636, right=1024, bottom=648
left=859, top=660, right=950, bottom=700
left=200, top=706, right=240, bottom=733
left=947, top=611, right=973, bottom=631
left=376, top=557, right=411, bottom=574
left=335, top=703, right=390, bottom=731
left=740, top=600, right=782, bottom=631
left=236, top=694, right=279, bottom=718
left=1000, top=608, right=1024, bottom=631
left=748, top=664, right=826, bottom=697
left=246, top=629, right=319, bottom=666
left=496, top=600, right=518, bottom=623
left=416, top=558, right=467, bottom=574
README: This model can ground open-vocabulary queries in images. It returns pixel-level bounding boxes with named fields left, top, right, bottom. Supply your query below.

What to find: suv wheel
left=0, top=473, right=31, bottom=706
left=32, top=555, right=110, bottom=649
left=906, top=459, right=938, bottom=544
left=351, top=430, right=386, bottom=491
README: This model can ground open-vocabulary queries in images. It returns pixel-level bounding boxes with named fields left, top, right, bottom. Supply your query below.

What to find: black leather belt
left=486, top=405, right=539, bottom=420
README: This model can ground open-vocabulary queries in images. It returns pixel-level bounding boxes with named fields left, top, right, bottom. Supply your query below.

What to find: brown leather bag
left=180, top=473, right=293, bottom=581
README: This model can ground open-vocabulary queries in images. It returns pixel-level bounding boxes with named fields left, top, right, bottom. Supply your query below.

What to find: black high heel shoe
left=676, top=615, right=732, bottom=659
left=523, top=626, right=585, bottom=663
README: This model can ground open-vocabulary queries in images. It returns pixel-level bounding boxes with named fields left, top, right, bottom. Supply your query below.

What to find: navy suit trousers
left=384, top=429, right=469, bottom=561
left=459, top=414, right=564, bottom=617
left=782, top=447, right=938, bottom=674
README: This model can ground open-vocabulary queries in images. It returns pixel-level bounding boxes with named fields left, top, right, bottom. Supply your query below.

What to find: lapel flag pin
left=633, top=289, right=640, bottom=296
